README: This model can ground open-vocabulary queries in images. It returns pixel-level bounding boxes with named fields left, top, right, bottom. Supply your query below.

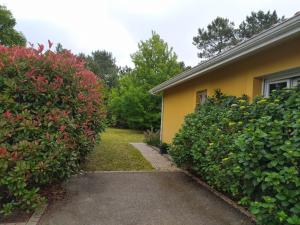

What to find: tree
left=193, top=11, right=284, bottom=60
left=179, top=61, right=191, bottom=71
left=0, top=5, right=26, bottom=47
left=238, top=10, right=284, bottom=40
left=109, top=31, right=184, bottom=130
left=81, top=50, right=119, bottom=88
left=109, top=75, right=149, bottom=128
left=55, top=43, right=66, bottom=53
left=193, top=17, right=237, bottom=60
left=118, top=65, right=132, bottom=77
left=131, top=31, right=183, bottom=89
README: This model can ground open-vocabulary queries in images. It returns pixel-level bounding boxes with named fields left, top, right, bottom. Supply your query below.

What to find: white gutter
left=150, top=13, right=300, bottom=94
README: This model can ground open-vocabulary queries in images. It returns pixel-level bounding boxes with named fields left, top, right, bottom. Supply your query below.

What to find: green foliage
left=80, top=50, right=119, bottom=89
left=79, top=50, right=120, bottom=127
left=0, top=5, right=26, bottom=47
left=144, top=128, right=160, bottom=147
left=231, top=89, right=300, bottom=225
left=193, top=10, right=283, bottom=60
left=159, top=143, right=169, bottom=154
left=193, top=17, right=237, bottom=59
left=109, top=31, right=184, bottom=130
left=110, top=75, right=156, bottom=129
left=118, top=65, right=132, bottom=77
left=0, top=44, right=106, bottom=215
left=238, top=10, right=284, bottom=40
left=54, top=43, right=67, bottom=53
left=169, top=88, right=300, bottom=225
left=131, top=31, right=185, bottom=90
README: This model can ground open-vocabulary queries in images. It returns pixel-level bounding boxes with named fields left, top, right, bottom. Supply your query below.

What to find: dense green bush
left=159, top=143, right=169, bottom=154
left=0, top=43, right=106, bottom=215
left=169, top=89, right=300, bottom=225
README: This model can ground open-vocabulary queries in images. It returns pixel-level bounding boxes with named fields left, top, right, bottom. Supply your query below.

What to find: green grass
left=83, top=128, right=154, bottom=171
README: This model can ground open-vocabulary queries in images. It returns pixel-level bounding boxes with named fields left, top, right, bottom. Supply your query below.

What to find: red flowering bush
left=0, top=43, right=105, bottom=215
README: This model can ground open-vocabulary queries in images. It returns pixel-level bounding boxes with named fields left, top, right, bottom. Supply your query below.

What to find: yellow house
left=150, top=13, right=300, bottom=144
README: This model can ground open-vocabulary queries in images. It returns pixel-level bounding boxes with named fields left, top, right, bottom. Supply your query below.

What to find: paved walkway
left=39, top=172, right=253, bottom=225
left=38, top=142, right=253, bottom=225
left=131, top=143, right=180, bottom=171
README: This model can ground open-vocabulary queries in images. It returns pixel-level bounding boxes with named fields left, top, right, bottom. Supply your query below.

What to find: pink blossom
left=50, top=76, right=63, bottom=90
left=37, top=44, right=44, bottom=54
left=3, top=110, right=12, bottom=119
left=59, top=125, right=66, bottom=132
left=11, top=152, right=18, bottom=160
left=0, top=61, right=4, bottom=70
left=0, top=147, right=7, bottom=155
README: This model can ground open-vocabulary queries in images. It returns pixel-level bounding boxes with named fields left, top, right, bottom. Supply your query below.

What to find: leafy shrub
left=144, top=128, right=160, bottom=147
left=159, top=143, right=169, bottom=154
left=170, top=90, right=249, bottom=193
left=231, top=89, right=300, bottom=225
left=0, top=43, right=105, bottom=215
left=169, top=89, right=300, bottom=225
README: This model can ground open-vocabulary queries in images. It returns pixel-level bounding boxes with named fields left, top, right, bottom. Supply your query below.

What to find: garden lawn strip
left=83, top=128, right=154, bottom=171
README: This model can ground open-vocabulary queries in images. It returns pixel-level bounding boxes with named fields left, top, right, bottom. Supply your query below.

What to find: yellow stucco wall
left=162, top=35, right=300, bottom=143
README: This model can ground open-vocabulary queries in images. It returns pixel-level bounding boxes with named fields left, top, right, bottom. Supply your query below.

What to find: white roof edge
left=150, top=14, right=300, bottom=94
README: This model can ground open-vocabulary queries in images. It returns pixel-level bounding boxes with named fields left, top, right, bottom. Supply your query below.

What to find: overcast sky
left=1, top=0, right=300, bottom=67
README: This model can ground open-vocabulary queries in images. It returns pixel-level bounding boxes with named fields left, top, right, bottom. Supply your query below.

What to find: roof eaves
left=150, top=14, right=300, bottom=94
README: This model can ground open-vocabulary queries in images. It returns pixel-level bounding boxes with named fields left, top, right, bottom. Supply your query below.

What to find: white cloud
left=108, top=0, right=180, bottom=16
left=1, top=0, right=300, bottom=67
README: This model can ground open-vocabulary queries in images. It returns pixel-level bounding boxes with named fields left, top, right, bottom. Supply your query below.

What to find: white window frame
left=263, top=79, right=291, bottom=97
left=292, top=77, right=300, bottom=87
left=196, top=90, right=207, bottom=105
left=262, top=68, right=300, bottom=97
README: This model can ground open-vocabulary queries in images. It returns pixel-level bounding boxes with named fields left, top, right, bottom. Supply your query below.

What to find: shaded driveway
left=39, top=172, right=253, bottom=225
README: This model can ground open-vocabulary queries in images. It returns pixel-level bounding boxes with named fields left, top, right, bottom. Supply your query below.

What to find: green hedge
left=169, top=89, right=300, bottom=225
left=0, top=44, right=106, bottom=215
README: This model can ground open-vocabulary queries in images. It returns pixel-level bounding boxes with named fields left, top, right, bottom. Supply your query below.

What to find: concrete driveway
left=39, top=172, right=253, bottom=225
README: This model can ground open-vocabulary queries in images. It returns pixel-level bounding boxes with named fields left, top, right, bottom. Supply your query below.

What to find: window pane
left=196, top=90, right=207, bottom=105
left=292, top=77, right=300, bottom=87
left=269, top=82, right=287, bottom=92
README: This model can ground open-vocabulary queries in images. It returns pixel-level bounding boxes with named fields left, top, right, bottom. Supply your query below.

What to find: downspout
left=160, top=94, right=164, bottom=143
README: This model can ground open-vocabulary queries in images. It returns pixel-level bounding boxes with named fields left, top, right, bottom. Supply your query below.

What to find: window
left=196, top=90, right=207, bottom=105
left=264, top=79, right=289, bottom=97
left=292, top=77, right=300, bottom=87
left=263, top=74, right=300, bottom=97
left=269, top=81, right=288, bottom=91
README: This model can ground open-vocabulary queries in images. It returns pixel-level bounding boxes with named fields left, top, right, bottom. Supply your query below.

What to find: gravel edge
left=0, top=204, right=47, bottom=225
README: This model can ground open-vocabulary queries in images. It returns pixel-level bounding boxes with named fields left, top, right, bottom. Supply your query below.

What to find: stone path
left=131, top=143, right=180, bottom=171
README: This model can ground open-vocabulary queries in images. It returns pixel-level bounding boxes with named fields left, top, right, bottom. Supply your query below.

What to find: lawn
left=83, top=128, right=154, bottom=171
